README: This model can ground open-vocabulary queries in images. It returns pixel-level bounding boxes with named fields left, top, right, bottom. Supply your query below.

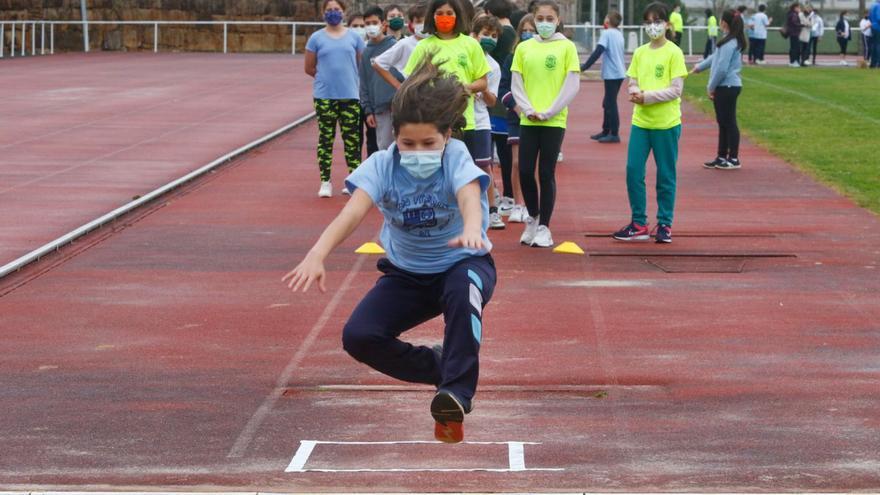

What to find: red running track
left=0, top=52, right=314, bottom=267
left=0, top=68, right=878, bottom=492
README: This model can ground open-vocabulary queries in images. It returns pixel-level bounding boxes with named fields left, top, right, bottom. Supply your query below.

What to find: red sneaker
left=431, top=391, right=465, bottom=443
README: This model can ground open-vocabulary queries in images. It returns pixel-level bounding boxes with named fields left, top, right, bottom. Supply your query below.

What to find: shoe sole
left=612, top=234, right=650, bottom=241
left=656, top=238, right=672, bottom=243
left=490, top=224, right=506, bottom=230
left=716, top=166, right=741, bottom=170
left=431, top=392, right=465, bottom=443
left=702, top=164, right=717, bottom=169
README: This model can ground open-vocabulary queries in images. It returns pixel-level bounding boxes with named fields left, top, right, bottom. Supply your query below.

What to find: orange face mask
left=434, top=14, right=456, bottom=33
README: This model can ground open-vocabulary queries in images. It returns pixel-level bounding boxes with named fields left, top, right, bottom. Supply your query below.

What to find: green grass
left=683, top=67, right=880, bottom=214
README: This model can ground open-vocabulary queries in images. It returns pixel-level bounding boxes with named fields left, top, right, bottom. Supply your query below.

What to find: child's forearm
left=511, top=72, right=536, bottom=115
left=308, top=190, right=373, bottom=259
left=642, top=78, right=684, bottom=105
left=373, top=64, right=403, bottom=89
left=456, top=181, right=483, bottom=235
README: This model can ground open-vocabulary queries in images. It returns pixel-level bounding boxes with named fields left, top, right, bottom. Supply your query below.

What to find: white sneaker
left=318, top=181, right=332, bottom=198
left=499, top=196, right=514, bottom=216
left=531, top=225, right=554, bottom=248
left=508, top=205, right=526, bottom=223
left=341, top=187, right=351, bottom=195
left=789, top=62, right=800, bottom=68
left=489, top=211, right=505, bottom=230
left=520, top=214, right=539, bottom=245
left=557, top=151, right=564, bottom=162
left=803, top=60, right=812, bottom=66
left=839, top=60, right=848, bottom=66
left=756, top=59, right=766, bottom=65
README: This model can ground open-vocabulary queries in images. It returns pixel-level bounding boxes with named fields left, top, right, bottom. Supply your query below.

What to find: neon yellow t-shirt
left=626, top=41, right=688, bottom=130
left=670, top=11, right=684, bottom=33
left=510, top=38, right=581, bottom=128
left=707, top=15, right=719, bottom=36
left=403, top=34, right=491, bottom=131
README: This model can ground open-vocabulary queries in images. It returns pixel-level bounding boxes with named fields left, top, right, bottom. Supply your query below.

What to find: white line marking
left=741, top=75, right=880, bottom=126
left=306, top=440, right=541, bottom=445
left=286, top=468, right=565, bottom=472
left=284, top=440, right=317, bottom=472
left=549, top=280, right=653, bottom=288
left=508, top=441, right=526, bottom=471
left=226, top=254, right=368, bottom=458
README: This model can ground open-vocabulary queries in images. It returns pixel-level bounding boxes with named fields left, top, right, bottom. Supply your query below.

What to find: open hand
left=281, top=254, right=327, bottom=293
left=448, top=230, right=485, bottom=250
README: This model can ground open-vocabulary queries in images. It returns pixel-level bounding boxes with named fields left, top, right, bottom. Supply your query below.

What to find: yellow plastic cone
left=355, top=242, right=386, bottom=255
left=553, top=241, right=585, bottom=255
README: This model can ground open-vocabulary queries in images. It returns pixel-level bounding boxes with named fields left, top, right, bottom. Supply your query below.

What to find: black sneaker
left=590, top=131, right=607, bottom=140
left=612, top=221, right=650, bottom=241
left=716, top=158, right=741, bottom=170
left=654, top=224, right=672, bottom=243
left=703, top=157, right=728, bottom=169
left=431, top=390, right=466, bottom=443
left=597, top=134, right=621, bottom=143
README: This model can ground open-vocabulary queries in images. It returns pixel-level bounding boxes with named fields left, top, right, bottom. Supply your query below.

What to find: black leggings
left=493, top=133, right=513, bottom=198
left=789, top=36, right=800, bottom=63
left=837, top=37, right=848, bottom=55
left=810, top=37, right=819, bottom=64
left=602, top=79, right=623, bottom=136
left=519, top=125, right=565, bottom=227
left=713, top=86, right=741, bottom=159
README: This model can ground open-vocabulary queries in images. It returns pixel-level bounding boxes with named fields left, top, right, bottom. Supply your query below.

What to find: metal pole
left=1, top=24, right=4, bottom=58
left=20, top=22, right=25, bottom=56
left=81, top=0, right=90, bottom=53
left=41, top=22, right=45, bottom=55
left=10, top=23, right=15, bottom=57
left=51, top=23, right=54, bottom=54
left=688, top=26, right=693, bottom=57
left=223, top=23, right=228, bottom=53
left=620, top=0, right=625, bottom=25
left=154, top=22, right=158, bottom=52
left=32, top=22, right=36, bottom=55
left=291, top=23, right=296, bottom=54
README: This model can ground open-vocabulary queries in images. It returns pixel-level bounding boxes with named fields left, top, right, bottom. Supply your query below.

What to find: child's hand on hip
left=282, top=253, right=327, bottom=293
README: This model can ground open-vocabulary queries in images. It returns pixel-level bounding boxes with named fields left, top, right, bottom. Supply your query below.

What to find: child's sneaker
left=531, top=225, right=553, bottom=248
left=490, top=211, right=506, bottom=230
left=431, top=390, right=466, bottom=443
left=703, top=157, right=728, bottom=169
left=590, top=131, right=607, bottom=140
left=318, top=181, right=332, bottom=198
left=508, top=205, right=526, bottom=223
left=520, top=214, right=539, bottom=245
left=654, top=224, right=672, bottom=243
left=715, top=158, right=741, bottom=170
left=499, top=196, right=514, bottom=216
left=612, top=222, right=650, bottom=241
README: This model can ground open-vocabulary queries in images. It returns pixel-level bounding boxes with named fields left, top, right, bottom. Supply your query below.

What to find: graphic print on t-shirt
left=393, top=191, right=453, bottom=237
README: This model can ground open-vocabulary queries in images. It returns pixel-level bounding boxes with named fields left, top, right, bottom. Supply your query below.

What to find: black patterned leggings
left=314, top=98, right=362, bottom=182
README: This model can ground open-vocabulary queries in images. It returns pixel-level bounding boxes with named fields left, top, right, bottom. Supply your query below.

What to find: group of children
left=288, top=0, right=745, bottom=444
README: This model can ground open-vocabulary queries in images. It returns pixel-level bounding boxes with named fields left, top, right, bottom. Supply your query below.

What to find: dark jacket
left=785, top=10, right=803, bottom=37
left=836, top=18, right=851, bottom=39
left=498, top=53, right=518, bottom=126
left=359, top=36, right=397, bottom=116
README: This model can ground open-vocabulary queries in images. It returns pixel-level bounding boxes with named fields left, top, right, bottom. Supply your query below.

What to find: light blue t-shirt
left=306, top=29, right=365, bottom=100
left=598, top=28, right=626, bottom=80
left=345, top=139, right=492, bottom=274
left=751, top=12, right=770, bottom=40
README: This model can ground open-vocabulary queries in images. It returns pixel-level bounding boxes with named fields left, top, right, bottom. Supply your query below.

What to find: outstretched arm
left=282, top=189, right=374, bottom=292
left=448, top=180, right=485, bottom=250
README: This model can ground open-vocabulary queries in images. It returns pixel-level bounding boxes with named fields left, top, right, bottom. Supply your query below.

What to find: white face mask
left=351, top=27, right=367, bottom=39
left=399, top=149, right=444, bottom=179
left=413, top=23, right=426, bottom=37
left=365, top=24, right=382, bottom=38
left=644, top=21, right=667, bottom=40
left=536, top=21, right=557, bottom=39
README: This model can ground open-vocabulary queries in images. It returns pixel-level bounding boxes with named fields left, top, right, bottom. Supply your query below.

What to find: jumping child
left=282, top=59, right=496, bottom=445
left=612, top=2, right=687, bottom=244
left=512, top=0, right=581, bottom=248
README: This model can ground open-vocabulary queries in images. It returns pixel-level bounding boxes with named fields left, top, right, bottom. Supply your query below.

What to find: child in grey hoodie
left=359, top=6, right=398, bottom=150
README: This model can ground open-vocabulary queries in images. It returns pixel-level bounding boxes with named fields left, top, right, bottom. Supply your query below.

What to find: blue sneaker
left=654, top=224, right=672, bottom=243
left=612, top=222, right=650, bottom=241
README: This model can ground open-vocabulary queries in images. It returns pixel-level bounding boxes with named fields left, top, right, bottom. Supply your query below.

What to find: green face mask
left=479, top=36, right=497, bottom=52
left=388, top=17, right=405, bottom=31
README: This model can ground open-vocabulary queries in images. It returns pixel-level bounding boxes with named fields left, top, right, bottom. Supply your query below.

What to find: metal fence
left=0, top=19, right=868, bottom=58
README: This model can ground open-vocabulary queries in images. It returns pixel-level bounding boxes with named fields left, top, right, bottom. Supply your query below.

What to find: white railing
left=0, top=20, right=324, bottom=58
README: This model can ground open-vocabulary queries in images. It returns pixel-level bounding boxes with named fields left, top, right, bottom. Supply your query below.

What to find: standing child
left=512, top=0, right=581, bottom=248
left=469, top=15, right=506, bottom=230
left=498, top=15, right=537, bottom=223
left=693, top=8, right=745, bottom=170
left=749, top=4, right=771, bottom=64
left=612, top=2, right=687, bottom=244
left=360, top=6, right=398, bottom=151
left=373, top=3, right=429, bottom=85
left=836, top=11, right=851, bottom=65
left=282, top=60, right=496, bottom=445
left=581, top=10, right=626, bottom=144
left=305, top=0, right=366, bottom=198
left=385, top=4, right=408, bottom=40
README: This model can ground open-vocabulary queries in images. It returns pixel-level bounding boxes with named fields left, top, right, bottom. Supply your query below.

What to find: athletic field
left=684, top=66, right=880, bottom=214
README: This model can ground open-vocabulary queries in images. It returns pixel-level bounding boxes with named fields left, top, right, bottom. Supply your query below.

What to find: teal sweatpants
left=626, top=124, right=681, bottom=227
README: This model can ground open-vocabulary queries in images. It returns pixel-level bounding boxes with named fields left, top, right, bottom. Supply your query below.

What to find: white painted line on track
left=285, top=440, right=318, bottom=472
left=0, top=111, right=315, bottom=280
left=508, top=441, right=526, bottom=471
left=226, top=252, right=369, bottom=458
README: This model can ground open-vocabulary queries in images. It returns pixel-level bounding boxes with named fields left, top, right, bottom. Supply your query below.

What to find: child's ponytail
left=718, top=8, right=748, bottom=52
left=391, top=56, right=469, bottom=136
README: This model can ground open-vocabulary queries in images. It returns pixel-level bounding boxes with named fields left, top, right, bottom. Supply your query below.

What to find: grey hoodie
left=359, top=36, right=398, bottom=116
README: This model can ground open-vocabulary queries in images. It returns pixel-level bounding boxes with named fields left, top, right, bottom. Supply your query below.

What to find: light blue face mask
left=399, top=149, right=444, bottom=179
left=536, top=21, right=557, bottom=39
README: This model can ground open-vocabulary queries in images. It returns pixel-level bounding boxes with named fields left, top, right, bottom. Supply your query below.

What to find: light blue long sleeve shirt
left=696, top=39, right=742, bottom=91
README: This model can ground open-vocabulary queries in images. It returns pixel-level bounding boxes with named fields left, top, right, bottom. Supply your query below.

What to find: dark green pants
left=626, top=124, right=680, bottom=227
left=314, top=98, right=361, bottom=182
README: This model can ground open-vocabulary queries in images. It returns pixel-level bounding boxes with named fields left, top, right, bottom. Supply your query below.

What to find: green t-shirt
left=510, top=38, right=581, bottom=128
left=670, top=11, right=684, bottom=33
left=707, top=15, right=719, bottom=36
left=403, top=34, right=491, bottom=131
left=626, top=41, right=688, bottom=130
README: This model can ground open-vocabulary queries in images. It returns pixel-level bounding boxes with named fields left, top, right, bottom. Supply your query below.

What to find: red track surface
left=1, top=57, right=879, bottom=492
left=0, top=52, right=312, bottom=266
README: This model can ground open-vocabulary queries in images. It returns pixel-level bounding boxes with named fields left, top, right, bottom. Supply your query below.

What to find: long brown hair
left=391, top=58, right=469, bottom=135
left=718, top=8, right=747, bottom=51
